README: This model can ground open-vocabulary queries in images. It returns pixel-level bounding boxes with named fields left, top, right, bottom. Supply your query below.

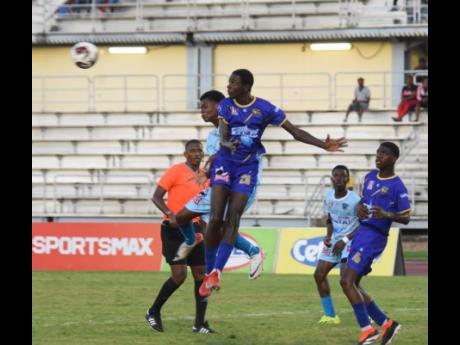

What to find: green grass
left=32, top=271, right=427, bottom=345
left=404, top=250, right=428, bottom=260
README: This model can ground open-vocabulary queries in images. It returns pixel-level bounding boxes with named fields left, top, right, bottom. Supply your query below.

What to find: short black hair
left=232, top=69, right=254, bottom=90
left=332, top=165, right=350, bottom=176
left=380, top=142, right=400, bottom=158
left=185, top=139, right=202, bottom=151
left=200, top=90, right=225, bottom=103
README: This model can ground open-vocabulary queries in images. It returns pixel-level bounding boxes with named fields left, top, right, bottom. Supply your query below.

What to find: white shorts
left=185, top=186, right=258, bottom=223
left=318, top=237, right=352, bottom=264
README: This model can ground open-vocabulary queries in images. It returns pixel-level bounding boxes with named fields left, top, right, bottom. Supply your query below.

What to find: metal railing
left=32, top=70, right=427, bottom=112
left=37, top=0, right=427, bottom=34
left=51, top=173, right=153, bottom=214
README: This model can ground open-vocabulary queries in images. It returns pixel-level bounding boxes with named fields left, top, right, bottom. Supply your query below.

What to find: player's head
left=376, top=142, right=399, bottom=170
left=357, top=77, right=364, bottom=87
left=200, top=90, right=225, bottom=123
left=227, top=69, right=254, bottom=98
left=331, top=165, right=350, bottom=192
left=184, top=139, right=204, bottom=167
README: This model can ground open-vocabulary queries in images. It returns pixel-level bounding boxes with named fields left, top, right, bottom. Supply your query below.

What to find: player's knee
left=340, top=276, right=353, bottom=290
left=172, top=270, right=187, bottom=285
left=314, top=269, right=326, bottom=283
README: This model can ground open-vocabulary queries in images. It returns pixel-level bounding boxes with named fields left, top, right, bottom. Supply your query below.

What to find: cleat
left=192, top=320, right=216, bottom=334
left=357, top=326, right=379, bottom=345
left=145, top=310, right=163, bottom=332
left=249, top=249, right=265, bottom=280
left=173, top=233, right=204, bottom=261
left=318, top=315, right=341, bottom=325
left=199, top=274, right=212, bottom=297
left=380, top=320, right=401, bottom=345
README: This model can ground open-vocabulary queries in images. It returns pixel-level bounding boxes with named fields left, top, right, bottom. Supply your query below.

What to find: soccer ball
left=71, top=42, right=98, bottom=69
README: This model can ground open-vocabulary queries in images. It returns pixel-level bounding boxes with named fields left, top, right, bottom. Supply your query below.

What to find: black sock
left=149, top=278, right=180, bottom=315
left=194, top=279, right=208, bottom=327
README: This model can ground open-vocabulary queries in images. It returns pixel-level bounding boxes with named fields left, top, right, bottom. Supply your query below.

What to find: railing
left=304, top=175, right=329, bottom=225
left=32, top=75, right=159, bottom=112
left=51, top=173, right=153, bottom=214
left=32, top=70, right=427, bottom=112
left=37, top=0, right=427, bottom=33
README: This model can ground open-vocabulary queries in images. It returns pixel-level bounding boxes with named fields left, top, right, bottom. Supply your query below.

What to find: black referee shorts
left=161, top=221, right=205, bottom=266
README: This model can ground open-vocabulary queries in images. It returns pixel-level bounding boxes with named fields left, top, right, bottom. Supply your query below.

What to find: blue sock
left=214, top=242, right=234, bottom=272
left=366, top=301, right=388, bottom=326
left=178, top=222, right=196, bottom=245
left=205, top=247, right=218, bottom=274
left=321, top=296, right=336, bottom=317
left=234, top=234, right=260, bottom=257
left=352, top=303, right=372, bottom=329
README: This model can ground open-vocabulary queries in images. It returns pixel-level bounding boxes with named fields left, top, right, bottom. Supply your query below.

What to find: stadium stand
left=32, top=0, right=428, bottom=229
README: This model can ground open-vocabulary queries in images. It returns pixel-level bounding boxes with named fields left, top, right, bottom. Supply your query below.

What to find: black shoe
left=145, top=310, right=163, bottom=332
left=192, top=320, right=216, bottom=334
left=380, top=320, right=401, bottom=345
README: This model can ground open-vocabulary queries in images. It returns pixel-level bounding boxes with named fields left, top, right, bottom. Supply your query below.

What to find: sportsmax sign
left=32, top=223, right=162, bottom=271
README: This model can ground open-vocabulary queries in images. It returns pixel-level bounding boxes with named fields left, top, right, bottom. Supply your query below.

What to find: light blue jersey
left=323, top=189, right=361, bottom=241
left=185, top=127, right=263, bottom=222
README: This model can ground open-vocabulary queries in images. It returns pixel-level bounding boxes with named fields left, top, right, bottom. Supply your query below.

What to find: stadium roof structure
left=33, top=26, right=427, bottom=45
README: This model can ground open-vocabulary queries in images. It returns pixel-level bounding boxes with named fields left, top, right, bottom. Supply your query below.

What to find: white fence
left=32, top=70, right=428, bottom=112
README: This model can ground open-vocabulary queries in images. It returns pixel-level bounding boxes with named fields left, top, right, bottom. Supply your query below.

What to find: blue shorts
left=210, top=155, right=259, bottom=197
left=318, top=237, right=352, bottom=264
left=350, top=102, right=369, bottom=111
left=347, top=226, right=388, bottom=276
left=185, top=186, right=258, bottom=224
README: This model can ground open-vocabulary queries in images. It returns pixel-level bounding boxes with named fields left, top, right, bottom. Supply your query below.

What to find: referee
left=145, top=139, right=215, bottom=334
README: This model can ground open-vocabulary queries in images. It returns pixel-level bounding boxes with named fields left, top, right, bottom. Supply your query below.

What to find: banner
left=160, top=227, right=278, bottom=274
left=275, top=227, right=400, bottom=276
left=32, top=223, right=163, bottom=271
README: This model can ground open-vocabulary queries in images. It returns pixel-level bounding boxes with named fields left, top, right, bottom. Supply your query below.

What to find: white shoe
left=249, top=249, right=265, bottom=280
left=173, top=233, right=204, bottom=261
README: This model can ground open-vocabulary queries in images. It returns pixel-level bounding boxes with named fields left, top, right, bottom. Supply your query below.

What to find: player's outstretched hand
left=324, top=135, right=348, bottom=152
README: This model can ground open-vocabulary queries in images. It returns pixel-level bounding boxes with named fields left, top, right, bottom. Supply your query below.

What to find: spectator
left=75, top=0, right=91, bottom=14
left=392, top=75, right=417, bottom=122
left=344, top=77, right=371, bottom=123
left=414, top=78, right=428, bottom=122
left=56, top=3, right=71, bottom=16
left=108, top=0, right=119, bottom=13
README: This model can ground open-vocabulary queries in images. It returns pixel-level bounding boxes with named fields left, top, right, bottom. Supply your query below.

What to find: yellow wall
left=213, top=42, right=393, bottom=109
left=32, top=46, right=187, bottom=112
left=32, top=45, right=187, bottom=76
left=409, top=47, right=428, bottom=69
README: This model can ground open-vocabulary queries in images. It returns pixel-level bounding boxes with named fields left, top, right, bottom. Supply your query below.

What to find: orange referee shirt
left=157, top=163, right=210, bottom=222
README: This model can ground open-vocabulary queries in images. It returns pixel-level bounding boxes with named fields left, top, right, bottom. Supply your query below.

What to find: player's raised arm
left=280, top=120, right=347, bottom=152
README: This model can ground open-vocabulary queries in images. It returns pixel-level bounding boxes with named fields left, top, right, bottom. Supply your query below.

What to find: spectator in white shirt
left=344, top=78, right=371, bottom=123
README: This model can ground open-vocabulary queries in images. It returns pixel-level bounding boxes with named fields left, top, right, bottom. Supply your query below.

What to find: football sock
left=178, top=221, right=196, bottom=245
left=321, top=295, right=337, bottom=317
left=205, top=247, right=218, bottom=274
left=366, top=301, right=388, bottom=326
left=234, top=234, right=260, bottom=257
left=352, top=302, right=372, bottom=330
left=150, top=278, right=180, bottom=314
left=194, top=279, right=208, bottom=327
left=214, top=242, right=234, bottom=272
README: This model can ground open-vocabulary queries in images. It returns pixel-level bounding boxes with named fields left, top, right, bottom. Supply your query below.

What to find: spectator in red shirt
left=392, top=76, right=417, bottom=122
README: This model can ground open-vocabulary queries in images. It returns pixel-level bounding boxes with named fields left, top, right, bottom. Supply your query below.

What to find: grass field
left=403, top=250, right=428, bottom=260
left=32, top=271, right=427, bottom=345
